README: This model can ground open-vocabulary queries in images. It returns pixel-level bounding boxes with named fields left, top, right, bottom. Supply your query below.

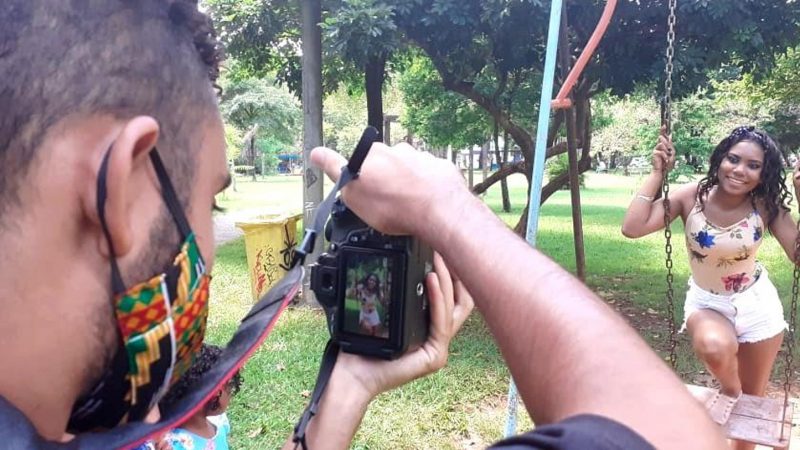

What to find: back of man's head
left=0, top=0, right=222, bottom=226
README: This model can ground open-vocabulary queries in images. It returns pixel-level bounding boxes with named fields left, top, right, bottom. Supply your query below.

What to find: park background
left=200, top=1, right=800, bottom=448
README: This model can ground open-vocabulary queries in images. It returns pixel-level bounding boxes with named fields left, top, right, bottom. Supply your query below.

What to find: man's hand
left=290, top=253, right=474, bottom=450
left=310, top=143, right=470, bottom=243
left=333, top=253, right=474, bottom=399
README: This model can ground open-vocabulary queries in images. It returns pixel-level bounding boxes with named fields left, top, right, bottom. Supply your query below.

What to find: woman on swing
left=622, top=125, right=799, bottom=447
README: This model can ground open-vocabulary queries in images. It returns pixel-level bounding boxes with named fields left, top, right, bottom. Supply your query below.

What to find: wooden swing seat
left=687, top=384, right=794, bottom=448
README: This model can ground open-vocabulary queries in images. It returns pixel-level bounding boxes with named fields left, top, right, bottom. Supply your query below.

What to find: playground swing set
left=506, top=0, right=799, bottom=448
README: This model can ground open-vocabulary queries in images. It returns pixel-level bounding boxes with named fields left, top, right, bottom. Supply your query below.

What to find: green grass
left=208, top=171, right=799, bottom=448
left=215, top=175, right=335, bottom=215
left=209, top=241, right=521, bottom=448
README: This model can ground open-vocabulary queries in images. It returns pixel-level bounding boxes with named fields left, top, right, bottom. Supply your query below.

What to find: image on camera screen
left=343, top=253, right=393, bottom=339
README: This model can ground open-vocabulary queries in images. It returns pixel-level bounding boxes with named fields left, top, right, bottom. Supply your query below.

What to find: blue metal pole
left=504, top=0, right=563, bottom=438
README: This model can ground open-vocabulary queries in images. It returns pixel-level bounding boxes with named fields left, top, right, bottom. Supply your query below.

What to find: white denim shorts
left=681, top=267, right=788, bottom=343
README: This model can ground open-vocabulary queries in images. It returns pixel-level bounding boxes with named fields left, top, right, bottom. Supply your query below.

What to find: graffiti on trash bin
left=251, top=223, right=298, bottom=296
left=253, top=246, right=280, bottom=295
left=280, top=223, right=296, bottom=271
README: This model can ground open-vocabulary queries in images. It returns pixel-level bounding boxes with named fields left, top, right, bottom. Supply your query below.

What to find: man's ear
left=90, top=116, right=160, bottom=258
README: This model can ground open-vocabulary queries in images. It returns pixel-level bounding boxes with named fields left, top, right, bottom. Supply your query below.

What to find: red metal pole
left=552, top=0, right=618, bottom=110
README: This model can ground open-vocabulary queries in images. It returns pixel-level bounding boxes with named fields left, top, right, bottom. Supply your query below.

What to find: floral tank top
left=684, top=202, right=764, bottom=294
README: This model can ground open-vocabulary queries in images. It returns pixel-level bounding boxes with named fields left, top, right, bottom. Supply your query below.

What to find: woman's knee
left=693, top=331, right=737, bottom=364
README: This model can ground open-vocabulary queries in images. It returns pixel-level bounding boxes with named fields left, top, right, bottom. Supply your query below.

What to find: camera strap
left=292, top=126, right=380, bottom=269
left=292, top=339, right=339, bottom=450
left=291, top=126, right=380, bottom=449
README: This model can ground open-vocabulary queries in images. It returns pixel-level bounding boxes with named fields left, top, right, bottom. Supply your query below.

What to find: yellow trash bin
left=236, top=212, right=303, bottom=302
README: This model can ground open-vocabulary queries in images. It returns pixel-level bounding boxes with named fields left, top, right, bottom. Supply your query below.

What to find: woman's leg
left=731, top=332, right=784, bottom=450
left=687, top=309, right=741, bottom=396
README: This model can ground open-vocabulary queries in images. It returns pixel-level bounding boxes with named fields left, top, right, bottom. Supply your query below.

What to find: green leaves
left=398, top=56, right=490, bottom=149
left=224, top=124, right=245, bottom=162
left=219, top=77, right=302, bottom=157
left=322, top=0, right=399, bottom=67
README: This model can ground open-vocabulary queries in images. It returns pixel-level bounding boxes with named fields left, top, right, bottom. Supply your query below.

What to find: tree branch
left=471, top=142, right=568, bottom=195
left=472, top=160, right=526, bottom=195
left=414, top=41, right=535, bottom=160
left=444, top=76, right=534, bottom=160
left=547, top=113, right=565, bottom=148
left=493, top=69, right=508, bottom=102
left=512, top=155, right=591, bottom=236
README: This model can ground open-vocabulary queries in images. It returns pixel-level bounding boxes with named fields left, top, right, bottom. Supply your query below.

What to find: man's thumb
left=310, top=146, right=347, bottom=183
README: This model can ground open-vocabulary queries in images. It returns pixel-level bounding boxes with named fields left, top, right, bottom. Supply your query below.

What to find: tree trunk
left=559, top=7, right=586, bottom=280
left=417, top=43, right=601, bottom=236
left=301, top=0, right=324, bottom=305
left=242, top=124, right=260, bottom=181
left=493, top=121, right=511, bottom=212
left=502, top=131, right=511, bottom=211
left=512, top=93, right=595, bottom=236
left=365, top=52, right=387, bottom=141
left=250, top=136, right=257, bottom=181
left=468, top=147, right=474, bottom=189
left=481, top=141, right=490, bottom=185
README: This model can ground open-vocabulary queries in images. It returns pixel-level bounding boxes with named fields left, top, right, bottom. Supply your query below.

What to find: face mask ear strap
left=149, top=149, right=193, bottom=241
left=97, top=148, right=127, bottom=293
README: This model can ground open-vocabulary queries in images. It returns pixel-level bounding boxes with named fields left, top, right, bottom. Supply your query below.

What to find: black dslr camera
left=310, top=199, right=432, bottom=359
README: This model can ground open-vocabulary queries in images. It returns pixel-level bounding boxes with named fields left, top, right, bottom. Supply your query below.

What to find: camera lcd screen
left=342, top=252, right=394, bottom=340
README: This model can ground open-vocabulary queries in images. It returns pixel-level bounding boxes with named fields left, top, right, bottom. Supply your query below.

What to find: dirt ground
left=598, top=284, right=800, bottom=396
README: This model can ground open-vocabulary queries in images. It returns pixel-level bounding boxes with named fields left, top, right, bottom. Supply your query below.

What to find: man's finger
left=425, top=272, right=447, bottom=342
left=452, top=280, right=474, bottom=330
left=310, top=146, right=348, bottom=183
left=432, top=253, right=454, bottom=333
left=392, top=141, right=418, bottom=153
left=432, top=253, right=454, bottom=312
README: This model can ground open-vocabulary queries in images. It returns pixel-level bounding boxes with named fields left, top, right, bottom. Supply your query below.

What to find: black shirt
left=0, top=397, right=652, bottom=449
left=490, top=414, right=655, bottom=450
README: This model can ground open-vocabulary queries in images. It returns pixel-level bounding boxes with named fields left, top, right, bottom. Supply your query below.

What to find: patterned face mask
left=67, top=149, right=210, bottom=432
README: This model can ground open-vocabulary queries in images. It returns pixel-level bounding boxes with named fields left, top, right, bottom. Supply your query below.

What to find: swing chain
left=663, top=0, right=677, bottom=134
left=782, top=219, right=800, bottom=434
left=662, top=0, right=679, bottom=369
left=663, top=198, right=677, bottom=369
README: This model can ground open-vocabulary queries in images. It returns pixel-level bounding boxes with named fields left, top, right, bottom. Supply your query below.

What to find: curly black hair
left=0, top=0, right=224, bottom=227
left=159, top=344, right=242, bottom=415
left=697, top=126, right=792, bottom=229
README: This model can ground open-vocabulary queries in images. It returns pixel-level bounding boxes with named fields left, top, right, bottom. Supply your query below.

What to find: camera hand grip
left=347, top=126, right=381, bottom=176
